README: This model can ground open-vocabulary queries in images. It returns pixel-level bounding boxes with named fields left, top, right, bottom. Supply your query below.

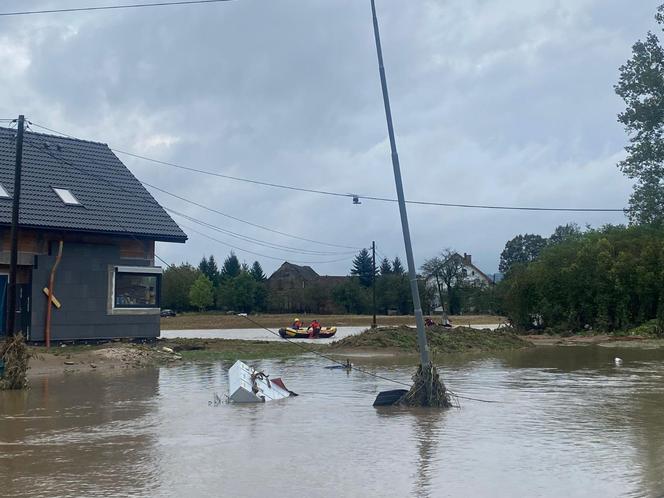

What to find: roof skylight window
left=53, top=187, right=81, bottom=205
left=0, top=183, right=9, bottom=198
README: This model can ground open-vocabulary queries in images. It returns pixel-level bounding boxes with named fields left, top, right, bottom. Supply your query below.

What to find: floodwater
left=160, top=326, right=367, bottom=342
left=2, top=346, right=664, bottom=498
left=159, top=323, right=501, bottom=341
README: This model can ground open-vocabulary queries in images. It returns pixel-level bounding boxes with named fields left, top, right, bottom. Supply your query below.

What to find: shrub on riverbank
left=330, top=326, right=531, bottom=354
left=500, top=225, right=664, bottom=334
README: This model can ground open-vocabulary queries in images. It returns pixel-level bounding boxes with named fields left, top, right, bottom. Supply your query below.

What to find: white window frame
left=108, top=265, right=163, bottom=315
left=53, top=187, right=81, bottom=205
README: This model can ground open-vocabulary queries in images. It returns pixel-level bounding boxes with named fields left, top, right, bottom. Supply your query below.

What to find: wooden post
left=372, top=241, right=377, bottom=328
left=7, top=115, right=25, bottom=337
left=44, top=240, right=64, bottom=348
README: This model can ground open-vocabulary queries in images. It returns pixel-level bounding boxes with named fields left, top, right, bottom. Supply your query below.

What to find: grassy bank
left=165, top=338, right=310, bottom=361
left=331, top=325, right=532, bottom=355
left=160, top=312, right=504, bottom=330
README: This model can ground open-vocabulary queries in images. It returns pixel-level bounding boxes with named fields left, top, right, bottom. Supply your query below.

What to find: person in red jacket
left=308, top=319, right=321, bottom=338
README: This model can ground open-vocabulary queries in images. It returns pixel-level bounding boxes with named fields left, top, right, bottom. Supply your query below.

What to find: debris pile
left=0, top=333, right=29, bottom=390
left=399, top=363, right=452, bottom=408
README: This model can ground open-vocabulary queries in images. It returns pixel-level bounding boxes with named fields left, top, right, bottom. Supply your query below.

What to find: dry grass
left=160, top=313, right=504, bottom=330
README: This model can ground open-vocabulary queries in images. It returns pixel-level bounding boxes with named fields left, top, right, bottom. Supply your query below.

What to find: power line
left=113, top=148, right=630, bottom=213
left=23, top=123, right=363, bottom=250
left=0, top=0, right=233, bottom=17
left=22, top=138, right=175, bottom=270
left=140, top=181, right=362, bottom=250
left=29, top=121, right=629, bottom=213
left=178, top=221, right=358, bottom=265
left=237, top=313, right=499, bottom=404
left=164, top=206, right=357, bottom=256
left=22, top=136, right=359, bottom=265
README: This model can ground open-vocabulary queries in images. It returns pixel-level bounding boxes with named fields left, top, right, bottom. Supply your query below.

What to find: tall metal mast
left=370, top=0, right=430, bottom=367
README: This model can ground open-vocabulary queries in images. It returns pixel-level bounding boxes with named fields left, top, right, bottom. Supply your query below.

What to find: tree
left=499, top=234, right=548, bottom=275
left=615, top=4, right=664, bottom=226
left=421, top=250, right=466, bottom=314
left=549, top=223, right=582, bottom=246
left=379, top=257, right=392, bottom=275
left=250, top=261, right=266, bottom=281
left=220, top=252, right=241, bottom=280
left=332, top=278, right=369, bottom=313
left=231, top=272, right=257, bottom=313
left=189, top=275, right=214, bottom=311
left=392, top=256, right=405, bottom=275
left=499, top=225, right=664, bottom=334
left=161, top=263, right=200, bottom=311
left=351, top=248, right=375, bottom=287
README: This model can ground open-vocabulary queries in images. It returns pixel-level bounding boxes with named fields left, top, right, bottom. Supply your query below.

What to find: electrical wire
left=22, top=138, right=175, bottom=269
left=178, top=221, right=359, bottom=265
left=22, top=135, right=360, bottom=265
left=238, top=314, right=412, bottom=387
left=110, top=150, right=631, bottom=212
left=0, top=0, right=233, bottom=17
left=29, top=121, right=629, bottom=213
left=163, top=206, right=358, bottom=256
left=238, top=314, right=501, bottom=404
left=141, top=181, right=363, bottom=250
left=25, top=122, right=362, bottom=251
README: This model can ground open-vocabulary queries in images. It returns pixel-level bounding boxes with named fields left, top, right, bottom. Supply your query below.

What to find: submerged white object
left=614, top=357, right=623, bottom=366
left=228, top=360, right=292, bottom=403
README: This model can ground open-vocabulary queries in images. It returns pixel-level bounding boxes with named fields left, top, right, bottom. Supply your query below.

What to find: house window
left=0, top=183, right=9, bottom=198
left=113, top=267, right=161, bottom=308
left=53, top=187, right=81, bottom=205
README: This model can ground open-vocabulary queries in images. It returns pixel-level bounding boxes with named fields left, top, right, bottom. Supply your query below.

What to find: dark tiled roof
left=268, top=262, right=320, bottom=281
left=0, top=127, right=186, bottom=242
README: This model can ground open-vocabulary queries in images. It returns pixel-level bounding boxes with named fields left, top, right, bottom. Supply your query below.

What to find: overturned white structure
left=228, top=360, right=294, bottom=403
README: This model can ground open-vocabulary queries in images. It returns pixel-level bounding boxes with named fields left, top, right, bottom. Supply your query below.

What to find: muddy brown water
left=1, top=346, right=664, bottom=498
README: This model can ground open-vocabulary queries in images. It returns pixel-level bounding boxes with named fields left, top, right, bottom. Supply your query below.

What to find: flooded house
left=0, top=127, right=186, bottom=341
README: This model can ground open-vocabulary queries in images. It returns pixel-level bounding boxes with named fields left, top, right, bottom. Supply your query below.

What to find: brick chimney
left=463, top=253, right=472, bottom=265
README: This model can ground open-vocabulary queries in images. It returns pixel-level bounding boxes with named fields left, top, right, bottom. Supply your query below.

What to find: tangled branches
left=0, top=333, right=29, bottom=390
left=399, top=363, right=452, bottom=408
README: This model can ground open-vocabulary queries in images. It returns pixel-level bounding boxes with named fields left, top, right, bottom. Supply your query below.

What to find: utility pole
left=7, top=115, right=25, bottom=337
left=370, top=1, right=430, bottom=367
left=372, top=241, right=377, bottom=329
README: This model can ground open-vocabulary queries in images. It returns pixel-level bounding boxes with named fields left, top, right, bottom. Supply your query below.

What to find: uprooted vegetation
left=331, top=325, right=532, bottom=355
left=0, top=333, right=29, bottom=390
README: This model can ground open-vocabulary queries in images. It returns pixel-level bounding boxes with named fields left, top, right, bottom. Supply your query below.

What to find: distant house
left=0, top=127, right=186, bottom=341
left=454, top=253, right=493, bottom=287
left=266, top=262, right=347, bottom=314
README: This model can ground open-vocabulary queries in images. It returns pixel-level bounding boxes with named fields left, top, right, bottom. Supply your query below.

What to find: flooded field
left=2, top=346, right=664, bottom=497
left=159, top=326, right=367, bottom=342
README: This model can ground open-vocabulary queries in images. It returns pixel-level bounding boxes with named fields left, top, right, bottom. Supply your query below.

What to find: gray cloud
left=0, top=0, right=656, bottom=276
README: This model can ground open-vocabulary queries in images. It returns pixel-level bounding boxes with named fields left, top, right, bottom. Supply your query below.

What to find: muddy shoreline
left=20, top=330, right=664, bottom=380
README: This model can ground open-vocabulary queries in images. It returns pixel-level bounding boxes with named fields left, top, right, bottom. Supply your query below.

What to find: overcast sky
left=0, top=0, right=658, bottom=276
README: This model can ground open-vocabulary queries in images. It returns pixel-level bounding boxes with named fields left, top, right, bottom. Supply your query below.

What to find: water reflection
left=0, top=369, right=160, bottom=498
left=1, top=347, right=663, bottom=497
left=374, top=407, right=446, bottom=498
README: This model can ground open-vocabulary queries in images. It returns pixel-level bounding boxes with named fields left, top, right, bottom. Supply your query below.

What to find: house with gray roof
left=0, top=126, right=186, bottom=341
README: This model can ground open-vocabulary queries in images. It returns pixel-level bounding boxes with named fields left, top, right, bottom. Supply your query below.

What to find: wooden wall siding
left=0, top=228, right=155, bottom=264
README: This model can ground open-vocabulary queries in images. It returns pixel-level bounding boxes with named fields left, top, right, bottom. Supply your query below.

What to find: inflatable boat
left=278, top=326, right=337, bottom=339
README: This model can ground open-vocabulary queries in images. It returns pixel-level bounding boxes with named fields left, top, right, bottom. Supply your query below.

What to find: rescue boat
left=278, top=326, right=337, bottom=339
